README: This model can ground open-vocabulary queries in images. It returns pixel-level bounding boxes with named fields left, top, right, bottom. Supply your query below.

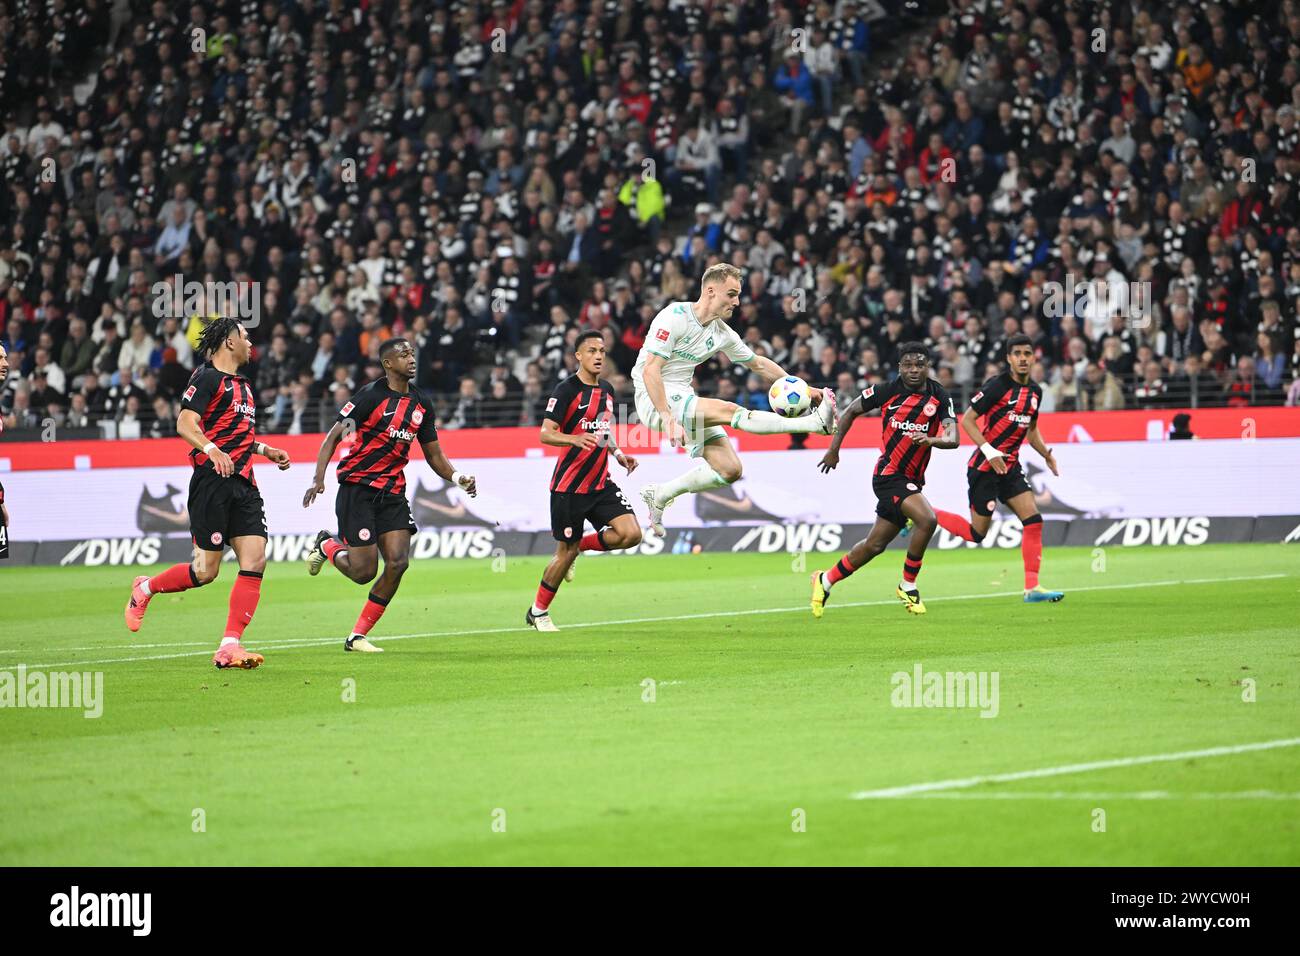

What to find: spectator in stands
left=448, top=377, right=483, bottom=430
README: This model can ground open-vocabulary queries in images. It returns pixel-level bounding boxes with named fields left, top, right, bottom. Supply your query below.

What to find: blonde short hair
left=701, top=262, right=743, bottom=289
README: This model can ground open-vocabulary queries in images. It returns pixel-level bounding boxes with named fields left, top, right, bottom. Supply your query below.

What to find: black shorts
left=189, top=468, right=268, bottom=551
left=336, top=480, right=417, bottom=547
left=967, top=465, right=1033, bottom=517
left=550, top=482, right=634, bottom=542
left=872, top=474, right=924, bottom=527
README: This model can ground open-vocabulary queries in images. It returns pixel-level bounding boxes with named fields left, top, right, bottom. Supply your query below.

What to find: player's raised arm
left=421, top=439, right=477, bottom=497
left=177, top=407, right=234, bottom=477
left=304, top=420, right=348, bottom=507
left=743, top=353, right=826, bottom=403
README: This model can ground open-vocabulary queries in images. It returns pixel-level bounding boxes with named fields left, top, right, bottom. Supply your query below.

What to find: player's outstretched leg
left=729, top=388, right=837, bottom=436
left=895, top=497, right=938, bottom=615
left=935, top=509, right=986, bottom=544
left=211, top=537, right=266, bottom=670
left=125, top=562, right=207, bottom=633
left=811, top=519, right=899, bottom=617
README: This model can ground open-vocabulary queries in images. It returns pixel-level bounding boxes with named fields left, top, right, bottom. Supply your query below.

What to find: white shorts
left=633, top=384, right=727, bottom=459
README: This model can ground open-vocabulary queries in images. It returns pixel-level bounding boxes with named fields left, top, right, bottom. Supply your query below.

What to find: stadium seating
left=1, top=0, right=1297, bottom=442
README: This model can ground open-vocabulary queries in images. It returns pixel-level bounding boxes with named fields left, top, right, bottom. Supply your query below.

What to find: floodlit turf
left=1, top=543, right=1297, bottom=866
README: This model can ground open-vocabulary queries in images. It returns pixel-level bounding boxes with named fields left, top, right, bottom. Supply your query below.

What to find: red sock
left=902, top=555, right=923, bottom=585
left=352, top=591, right=389, bottom=637
left=323, top=537, right=347, bottom=565
left=1022, top=517, right=1043, bottom=589
left=148, top=562, right=201, bottom=594
left=223, top=570, right=263, bottom=640
left=534, top=579, right=557, bottom=612
left=580, top=531, right=607, bottom=552
left=936, top=510, right=978, bottom=542
left=826, top=554, right=857, bottom=586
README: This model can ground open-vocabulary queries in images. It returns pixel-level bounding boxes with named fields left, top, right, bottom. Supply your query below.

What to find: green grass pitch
left=1, top=542, right=1297, bottom=866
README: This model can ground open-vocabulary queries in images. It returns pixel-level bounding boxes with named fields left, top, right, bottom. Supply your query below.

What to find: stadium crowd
left=1, top=0, right=1299, bottom=441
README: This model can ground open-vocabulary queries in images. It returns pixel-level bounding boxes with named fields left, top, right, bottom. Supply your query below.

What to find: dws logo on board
left=1093, top=517, right=1211, bottom=547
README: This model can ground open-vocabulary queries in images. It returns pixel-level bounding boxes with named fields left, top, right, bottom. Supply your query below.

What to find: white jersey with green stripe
left=631, top=301, right=756, bottom=391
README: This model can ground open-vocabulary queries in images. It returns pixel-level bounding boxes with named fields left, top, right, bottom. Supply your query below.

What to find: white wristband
left=451, top=471, right=464, bottom=486
left=254, top=442, right=266, bottom=456
left=202, top=442, right=217, bottom=455
left=980, top=442, right=1003, bottom=459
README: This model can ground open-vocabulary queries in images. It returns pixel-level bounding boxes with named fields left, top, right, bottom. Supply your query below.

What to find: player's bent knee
left=193, top=563, right=219, bottom=586
left=717, top=461, right=742, bottom=483
left=612, top=527, right=643, bottom=549
left=387, top=554, right=411, bottom=576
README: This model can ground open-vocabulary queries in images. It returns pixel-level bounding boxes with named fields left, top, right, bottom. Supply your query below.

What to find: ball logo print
left=768, top=376, right=811, bottom=417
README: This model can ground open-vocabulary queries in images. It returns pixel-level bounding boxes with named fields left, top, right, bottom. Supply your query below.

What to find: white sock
left=138, top=579, right=151, bottom=596
left=900, top=580, right=918, bottom=593
left=220, top=636, right=239, bottom=647
left=654, top=462, right=729, bottom=507
left=532, top=605, right=548, bottom=615
left=820, top=572, right=831, bottom=591
left=729, top=407, right=821, bottom=435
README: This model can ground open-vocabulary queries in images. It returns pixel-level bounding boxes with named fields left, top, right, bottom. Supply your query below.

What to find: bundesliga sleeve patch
left=340, top=401, right=355, bottom=417
left=656, top=327, right=670, bottom=341
left=972, top=390, right=983, bottom=405
left=183, top=385, right=196, bottom=402
left=861, top=385, right=874, bottom=400
left=545, top=397, right=557, bottom=412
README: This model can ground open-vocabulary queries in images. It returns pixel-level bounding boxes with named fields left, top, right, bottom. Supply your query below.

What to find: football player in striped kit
left=935, top=334, right=1065, bottom=603
left=123, top=317, right=291, bottom=669
left=528, top=330, right=642, bottom=632
left=812, top=342, right=959, bottom=617
left=304, top=337, right=478, bottom=651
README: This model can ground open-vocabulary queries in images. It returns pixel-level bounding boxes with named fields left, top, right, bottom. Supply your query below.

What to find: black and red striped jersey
left=859, top=377, right=956, bottom=482
left=545, top=374, right=617, bottom=494
left=967, top=372, right=1042, bottom=472
left=181, top=364, right=259, bottom=483
left=335, top=378, right=439, bottom=495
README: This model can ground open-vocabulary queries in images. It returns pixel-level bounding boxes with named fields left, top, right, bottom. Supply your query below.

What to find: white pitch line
left=7, top=571, right=1290, bottom=670
left=850, top=737, right=1300, bottom=799
left=908, top=790, right=1300, bottom=800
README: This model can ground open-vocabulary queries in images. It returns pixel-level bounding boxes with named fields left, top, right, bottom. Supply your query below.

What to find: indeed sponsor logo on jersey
left=890, top=418, right=931, bottom=433
left=580, top=418, right=611, bottom=433
left=233, top=402, right=256, bottom=417
left=387, top=426, right=417, bottom=442
left=1006, top=412, right=1034, bottom=425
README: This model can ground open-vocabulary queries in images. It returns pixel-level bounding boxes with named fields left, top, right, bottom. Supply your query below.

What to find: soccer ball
left=767, top=375, right=811, bottom=417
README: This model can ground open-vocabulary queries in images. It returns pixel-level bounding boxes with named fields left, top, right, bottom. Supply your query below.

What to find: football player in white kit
left=633, top=263, right=837, bottom=534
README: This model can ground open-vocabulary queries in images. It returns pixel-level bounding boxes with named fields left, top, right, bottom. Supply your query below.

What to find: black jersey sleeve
left=969, top=374, right=1011, bottom=415
left=858, top=378, right=897, bottom=414
left=180, top=365, right=218, bottom=414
